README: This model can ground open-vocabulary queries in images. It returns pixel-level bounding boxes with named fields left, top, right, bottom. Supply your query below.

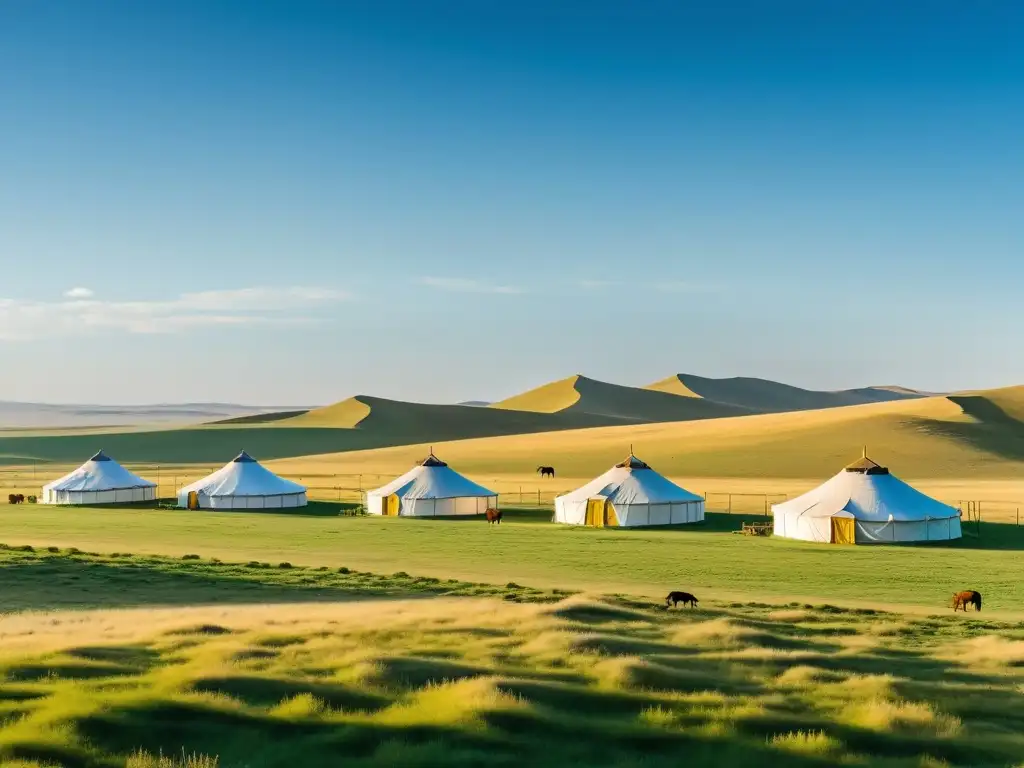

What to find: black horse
left=537, top=466, right=555, bottom=478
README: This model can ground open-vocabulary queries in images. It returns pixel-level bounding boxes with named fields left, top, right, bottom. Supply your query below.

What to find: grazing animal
left=952, top=590, right=982, bottom=612
left=666, top=591, right=699, bottom=609
left=8, top=494, right=24, bottom=505
left=537, top=466, right=555, bottom=478
left=485, top=508, right=502, bottom=524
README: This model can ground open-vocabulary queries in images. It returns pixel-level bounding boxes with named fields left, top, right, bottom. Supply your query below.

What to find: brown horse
left=537, top=466, right=555, bottom=478
left=485, top=508, right=502, bottom=524
left=952, top=590, right=982, bottom=612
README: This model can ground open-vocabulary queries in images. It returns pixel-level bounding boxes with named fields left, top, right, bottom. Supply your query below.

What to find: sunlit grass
left=0, top=589, right=1020, bottom=767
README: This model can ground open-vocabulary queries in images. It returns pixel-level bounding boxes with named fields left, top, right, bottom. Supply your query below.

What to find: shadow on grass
left=0, top=557, right=424, bottom=612
left=192, top=675, right=389, bottom=711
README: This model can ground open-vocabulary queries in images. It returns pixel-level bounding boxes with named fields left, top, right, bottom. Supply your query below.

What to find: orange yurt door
left=187, top=491, right=200, bottom=510
left=830, top=516, right=855, bottom=544
left=586, top=499, right=606, bottom=527
left=385, top=494, right=400, bottom=516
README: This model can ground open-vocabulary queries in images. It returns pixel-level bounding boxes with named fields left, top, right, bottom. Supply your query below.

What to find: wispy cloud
left=0, top=287, right=349, bottom=341
left=420, top=277, right=523, bottom=295
left=64, top=287, right=94, bottom=299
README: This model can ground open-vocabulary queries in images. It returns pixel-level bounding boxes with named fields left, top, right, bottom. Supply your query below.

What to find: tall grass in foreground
left=0, top=587, right=1021, bottom=766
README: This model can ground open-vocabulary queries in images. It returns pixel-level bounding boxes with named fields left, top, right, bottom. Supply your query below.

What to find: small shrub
left=278, top=562, right=293, bottom=569
left=181, top=554, right=201, bottom=560
left=66, top=547, right=82, bottom=555
left=246, top=561, right=262, bottom=568
left=506, top=582, right=522, bottom=589
left=503, top=594, right=519, bottom=602
left=15, top=545, right=33, bottom=552
left=210, top=558, right=221, bottom=564
left=316, top=566, right=329, bottom=571
left=46, top=546, right=61, bottom=553
left=26, top=495, right=37, bottom=504
left=337, top=566, right=351, bottom=574
left=393, top=571, right=410, bottom=578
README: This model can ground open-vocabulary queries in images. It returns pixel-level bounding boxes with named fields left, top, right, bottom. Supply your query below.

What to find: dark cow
left=666, top=591, right=699, bottom=609
left=8, top=494, right=24, bottom=505
left=537, top=466, right=555, bottom=478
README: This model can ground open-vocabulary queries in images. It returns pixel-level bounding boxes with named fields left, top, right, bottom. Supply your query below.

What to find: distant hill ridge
left=492, top=374, right=749, bottom=422
left=645, top=374, right=927, bottom=414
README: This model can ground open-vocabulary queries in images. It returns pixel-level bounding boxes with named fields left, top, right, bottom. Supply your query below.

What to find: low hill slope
left=493, top=375, right=748, bottom=422
left=0, top=401, right=303, bottom=429
left=646, top=374, right=926, bottom=413
left=0, top=395, right=614, bottom=465
left=314, top=387, right=1024, bottom=481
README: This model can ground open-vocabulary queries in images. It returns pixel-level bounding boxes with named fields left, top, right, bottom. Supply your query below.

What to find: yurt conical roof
left=772, top=451, right=956, bottom=523
left=558, top=452, right=701, bottom=505
left=179, top=451, right=305, bottom=498
left=43, top=450, right=155, bottom=492
left=368, top=452, right=495, bottom=499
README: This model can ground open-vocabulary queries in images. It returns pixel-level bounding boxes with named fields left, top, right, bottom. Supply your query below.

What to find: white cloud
left=420, top=277, right=523, bottom=295
left=0, top=287, right=349, bottom=341
left=64, top=287, right=94, bottom=299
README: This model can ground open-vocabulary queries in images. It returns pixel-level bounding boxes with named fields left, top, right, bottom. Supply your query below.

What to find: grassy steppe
left=0, top=507, right=1020, bottom=610
left=291, top=386, right=1024, bottom=480
left=0, top=549, right=1022, bottom=767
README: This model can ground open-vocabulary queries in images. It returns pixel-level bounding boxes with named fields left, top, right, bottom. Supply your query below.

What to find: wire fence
left=1, top=464, right=1021, bottom=525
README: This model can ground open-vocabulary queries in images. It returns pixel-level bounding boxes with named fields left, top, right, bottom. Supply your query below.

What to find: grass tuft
left=127, top=749, right=219, bottom=768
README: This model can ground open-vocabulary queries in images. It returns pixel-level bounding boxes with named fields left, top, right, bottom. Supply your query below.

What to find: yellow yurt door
left=187, top=491, right=199, bottom=510
left=585, top=499, right=606, bottom=527
left=830, top=516, right=855, bottom=545
left=604, top=503, right=619, bottom=527
left=385, top=494, right=400, bottom=517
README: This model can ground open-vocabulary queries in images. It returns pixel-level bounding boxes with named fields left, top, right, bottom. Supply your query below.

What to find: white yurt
left=366, top=453, right=497, bottom=517
left=41, top=450, right=157, bottom=505
left=177, top=451, right=306, bottom=510
left=554, top=453, right=704, bottom=527
left=771, top=452, right=962, bottom=544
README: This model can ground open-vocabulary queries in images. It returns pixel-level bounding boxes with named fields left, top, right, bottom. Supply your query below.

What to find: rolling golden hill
left=491, top=374, right=748, bottom=421
left=645, top=373, right=925, bottom=413
left=297, top=386, right=1024, bottom=481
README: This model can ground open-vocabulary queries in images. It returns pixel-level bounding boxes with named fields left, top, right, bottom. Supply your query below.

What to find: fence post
left=538, top=489, right=541, bottom=506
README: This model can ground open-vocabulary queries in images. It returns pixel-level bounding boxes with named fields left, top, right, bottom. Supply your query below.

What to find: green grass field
left=0, top=505, right=1019, bottom=610
left=0, top=547, right=1022, bottom=767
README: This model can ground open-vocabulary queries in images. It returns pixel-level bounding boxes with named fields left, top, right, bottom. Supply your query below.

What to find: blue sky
left=1, top=1, right=1021, bottom=405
